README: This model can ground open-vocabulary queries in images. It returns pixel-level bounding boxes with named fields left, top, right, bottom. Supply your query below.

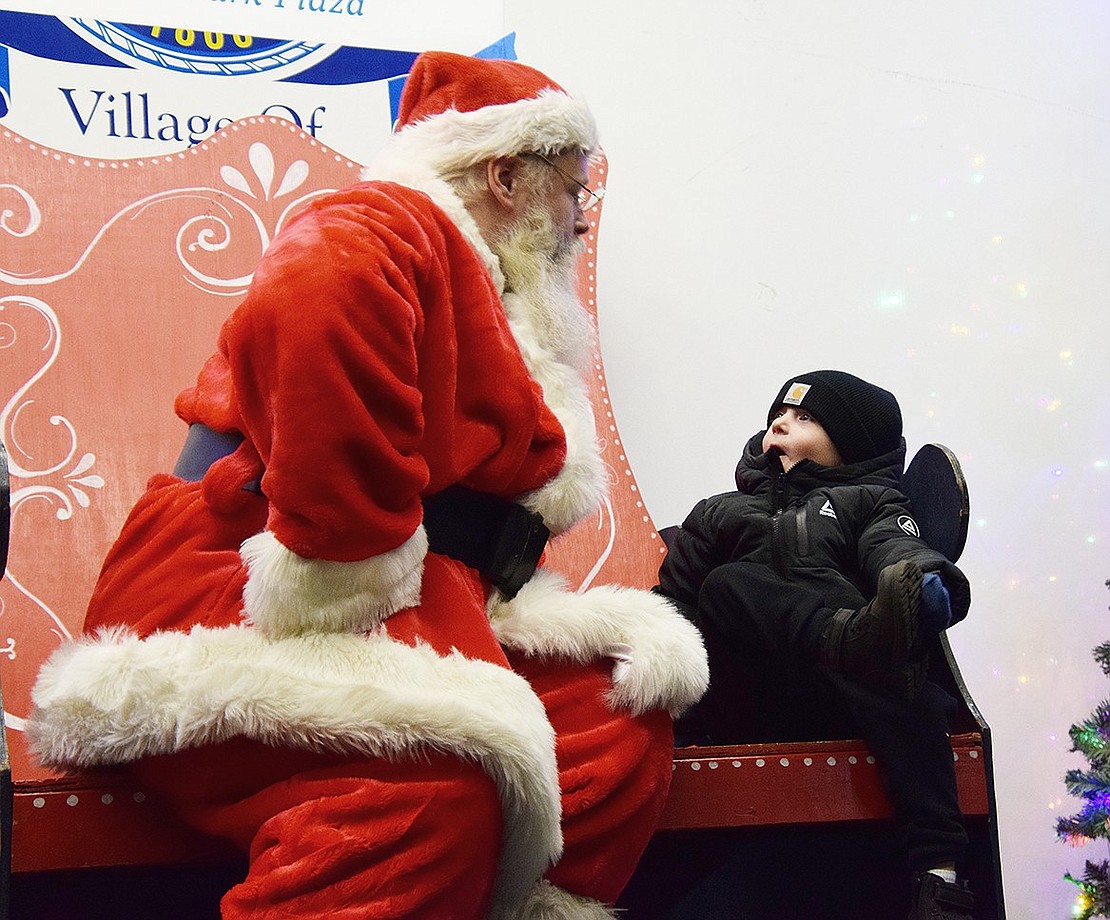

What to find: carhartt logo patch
left=820, top=499, right=837, bottom=519
left=783, top=382, right=811, bottom=405
left=897, top=515, right=920, bottom=538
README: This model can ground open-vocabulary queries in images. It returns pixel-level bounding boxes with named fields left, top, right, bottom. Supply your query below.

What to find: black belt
left=174, top=423, right=548, bottom=599
left=421, top=483, right=549, bottom=600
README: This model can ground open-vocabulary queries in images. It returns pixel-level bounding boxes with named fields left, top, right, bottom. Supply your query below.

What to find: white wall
left=505, top=2, right=1110, bottom=917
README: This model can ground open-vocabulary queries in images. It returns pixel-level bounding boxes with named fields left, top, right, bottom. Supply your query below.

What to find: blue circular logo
left=68, top=20, right=324, bottom=76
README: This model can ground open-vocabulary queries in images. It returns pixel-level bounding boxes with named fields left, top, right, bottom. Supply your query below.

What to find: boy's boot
left=818, top=559, right=926, bottom=702
left=907, top=872, right=973, bottom=919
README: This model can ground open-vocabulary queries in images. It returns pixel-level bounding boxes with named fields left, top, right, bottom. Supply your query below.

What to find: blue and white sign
left=0, top=10, right=512, bottom=161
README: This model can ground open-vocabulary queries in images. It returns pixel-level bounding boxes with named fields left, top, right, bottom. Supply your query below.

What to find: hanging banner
left=0, top=10, right=513, bottom=161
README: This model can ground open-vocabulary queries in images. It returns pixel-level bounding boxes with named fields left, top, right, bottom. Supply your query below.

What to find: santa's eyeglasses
left=526, top=153, right=606, bottom=211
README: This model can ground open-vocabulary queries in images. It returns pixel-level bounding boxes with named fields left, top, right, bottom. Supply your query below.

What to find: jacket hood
left=735, top=430, right=907, bottom=495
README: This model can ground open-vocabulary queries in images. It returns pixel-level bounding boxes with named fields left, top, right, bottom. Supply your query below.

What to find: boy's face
left=763, top=406, right=844, bottom=472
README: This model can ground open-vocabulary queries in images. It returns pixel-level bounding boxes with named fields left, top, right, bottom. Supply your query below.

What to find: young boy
left=656, top=369, right=975, bottom=920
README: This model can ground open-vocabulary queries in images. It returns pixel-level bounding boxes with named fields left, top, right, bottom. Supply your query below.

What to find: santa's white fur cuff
left=241, top=527, right=427, bottom=637
left=489, top=569, right=709, bottom=717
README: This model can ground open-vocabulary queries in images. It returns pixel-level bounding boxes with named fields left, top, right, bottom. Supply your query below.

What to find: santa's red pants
left=133, top=656, right=674, bottom=919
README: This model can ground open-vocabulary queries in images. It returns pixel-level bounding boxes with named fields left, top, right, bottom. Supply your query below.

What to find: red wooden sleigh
left=0, top=119, right=1002, bottom=918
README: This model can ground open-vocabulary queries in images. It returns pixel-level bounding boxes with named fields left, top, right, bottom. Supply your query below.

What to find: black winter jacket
left=657, top=432, right=971, bottom=622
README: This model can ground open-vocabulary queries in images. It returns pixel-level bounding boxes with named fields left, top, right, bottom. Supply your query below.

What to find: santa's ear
left=486, top=155, right=525, bottom=210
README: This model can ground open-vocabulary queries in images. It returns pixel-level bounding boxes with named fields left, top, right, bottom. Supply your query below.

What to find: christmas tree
left=1058, top=580, right=1110, bottom=918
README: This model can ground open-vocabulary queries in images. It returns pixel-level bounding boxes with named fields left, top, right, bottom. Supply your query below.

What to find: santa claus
left=28, top=50, right=708, bottom=920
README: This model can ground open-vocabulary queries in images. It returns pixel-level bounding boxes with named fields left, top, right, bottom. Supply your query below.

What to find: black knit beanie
left=767, top=370, right=902, bottom=464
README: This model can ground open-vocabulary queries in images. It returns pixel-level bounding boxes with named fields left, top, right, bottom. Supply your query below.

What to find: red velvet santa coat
left=88, top=179, right=576, bottom=648
left=29, top=172, right=708, bottom=916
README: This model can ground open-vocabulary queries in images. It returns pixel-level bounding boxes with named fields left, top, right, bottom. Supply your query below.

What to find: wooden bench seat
left=664, top=732, right=988, bottom=831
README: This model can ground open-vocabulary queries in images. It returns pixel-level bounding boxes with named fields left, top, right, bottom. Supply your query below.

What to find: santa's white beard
left=492, top=204, right=597, bottom=374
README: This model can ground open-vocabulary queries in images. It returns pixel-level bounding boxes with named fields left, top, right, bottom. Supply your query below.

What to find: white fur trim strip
left=489, top=569, right=709, bottom=717
left=28, top=624, right=560, bottom=914
left=378, top=89, right=598, bottom=177
left=241, top=528, right=427, bottom=637
left=505, top=879, right=618, bottom=920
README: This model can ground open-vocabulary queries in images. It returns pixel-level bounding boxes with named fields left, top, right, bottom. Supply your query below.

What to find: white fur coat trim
left=27, top=624, right=561, bottom=915
left=240, top=527, right=426, bottom=637
left=489, top=569, right=709, bottom=718
left=380, top=89, right=598, bottom=177
left=505, top=879, right=618, bottom=920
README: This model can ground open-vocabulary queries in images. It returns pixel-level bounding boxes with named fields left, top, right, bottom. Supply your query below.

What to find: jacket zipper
left=771, top=472, right=787, bottom=577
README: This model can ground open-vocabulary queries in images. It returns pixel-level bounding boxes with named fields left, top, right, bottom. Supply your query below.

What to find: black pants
left=683, top=560, right=968, bottom=873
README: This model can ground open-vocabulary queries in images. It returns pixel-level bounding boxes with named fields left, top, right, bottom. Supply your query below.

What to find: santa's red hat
left=387, top=50, right=598, bottom=174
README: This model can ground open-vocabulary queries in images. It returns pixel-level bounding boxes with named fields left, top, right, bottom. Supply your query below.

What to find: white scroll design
left=0, top=295, right=99, bottom=496
left=569, top=416, right=621, bottom=594
left=0, top=183, right=41, bottom=239
left=574, top=491, right=617, bottom=594
left=0, top=143, right=336, bottom=297
left=0, top=295, right=88, bottom=687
